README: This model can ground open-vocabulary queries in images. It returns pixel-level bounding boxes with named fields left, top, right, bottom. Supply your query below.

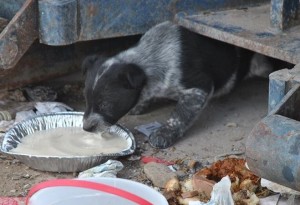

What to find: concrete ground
left=120, top=77, right=269, bottom=162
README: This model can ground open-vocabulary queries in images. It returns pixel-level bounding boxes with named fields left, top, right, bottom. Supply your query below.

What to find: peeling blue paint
left=271, top=0, right=299, bottom=30
left=256, top=32, right=275, bottom=38
left=28, top=0, right=269, bottom=45
left=211, top=23, right=243, bottom=33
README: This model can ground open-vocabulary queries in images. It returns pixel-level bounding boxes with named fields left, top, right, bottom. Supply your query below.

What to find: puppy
left=82, top=21, right=288, bottom=149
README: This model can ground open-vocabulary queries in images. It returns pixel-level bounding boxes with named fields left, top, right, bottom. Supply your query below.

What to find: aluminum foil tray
left=0, top=112, right=136, bottom=172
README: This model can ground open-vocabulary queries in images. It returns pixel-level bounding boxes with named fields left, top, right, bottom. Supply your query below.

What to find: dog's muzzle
left=82, top=113, right=110, bottom=132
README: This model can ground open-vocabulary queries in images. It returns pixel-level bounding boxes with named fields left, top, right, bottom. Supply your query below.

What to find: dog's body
left=82, top=21, right=290, bottom=149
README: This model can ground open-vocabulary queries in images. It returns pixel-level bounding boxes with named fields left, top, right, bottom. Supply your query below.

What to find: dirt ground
left=0, top=73, right=270, bottom=197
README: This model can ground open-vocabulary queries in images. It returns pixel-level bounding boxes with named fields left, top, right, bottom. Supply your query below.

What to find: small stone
left=127, top=155, right=141, bottom=161
left=23, top=184, right=30, bottom=189
left=226, top=122, right=237, bottom=127
left=144, top=162, right=177, bottom=188
left=12, top=159, right=20, bottom=164
left=10, top=189, right=16, bottom=193
left=23, top=174, right=30, bottom=178
left=12, top=176, right=21, bottom=180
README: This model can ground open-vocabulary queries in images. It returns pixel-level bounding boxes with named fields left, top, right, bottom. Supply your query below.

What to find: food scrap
left=164, top=158, right=270, bottom=205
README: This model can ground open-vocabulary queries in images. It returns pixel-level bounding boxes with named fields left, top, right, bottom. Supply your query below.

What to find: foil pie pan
left=0, top=112, right=136, bottom=172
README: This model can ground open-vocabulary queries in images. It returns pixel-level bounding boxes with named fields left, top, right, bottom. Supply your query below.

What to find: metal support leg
left=271, top=0, right=299, bottom=30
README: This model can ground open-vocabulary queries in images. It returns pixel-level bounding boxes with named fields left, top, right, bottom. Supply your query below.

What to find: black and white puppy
left=82, top=21, right=283, bottom=149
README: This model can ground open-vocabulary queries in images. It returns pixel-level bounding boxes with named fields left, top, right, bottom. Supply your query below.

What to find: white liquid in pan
left=10, top=127, right=128, bottom=156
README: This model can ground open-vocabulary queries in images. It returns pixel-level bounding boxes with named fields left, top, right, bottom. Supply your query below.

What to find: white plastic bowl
left=28, top=178, right=168, bottom=205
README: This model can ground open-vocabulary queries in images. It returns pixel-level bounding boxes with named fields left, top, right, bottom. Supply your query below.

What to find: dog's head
left=82, top=55, right=146, bottom=132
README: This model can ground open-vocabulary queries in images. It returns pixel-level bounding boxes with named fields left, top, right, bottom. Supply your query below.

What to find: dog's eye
left=99, top=102, right=110, bottom=110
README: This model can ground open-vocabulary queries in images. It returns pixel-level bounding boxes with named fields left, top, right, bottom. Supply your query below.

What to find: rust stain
left=87, top=5, right=98, bottom=17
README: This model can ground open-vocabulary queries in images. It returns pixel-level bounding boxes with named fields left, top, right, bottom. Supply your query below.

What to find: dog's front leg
left=128, top=98, right=152, bottom=115
left=149, top=88, right=211, bottom=149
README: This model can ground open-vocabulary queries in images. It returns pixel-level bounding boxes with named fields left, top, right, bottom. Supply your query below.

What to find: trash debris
left=165, top=178, right=181, bottom=192
left=207, top=176, right=234, bottom=205
left=0, top=102, right=72, bottom=122
left=144, top=162, right=177, bottom=188
left=78, top=160, right=124, bottom=178
left=141, top=156, right=175, bottom=165
left=23, top=86, right=57, bottom=101
left=259, top=194, right=280, bottom=205
left=0, top=102, right=35, bottom=121
left=127, top=155, right=141, bottom=161
left=192, top=175, right=216, bottom=198
left=15, top=110, right=36, bottom=123
left=34, top=102, right=73, bottom=115
left=164, top=158, right=268, bottom=205
left=135, top=121, right=162, bottom=137
left=15, top=102, right=73, bottom=122
left=261, top=178, right=300, bottom=196
left=187, top=176, right=234, bottom=205
left=233, top=189, right=259, bottom=205
left=0, top=89, right=27, bottom=102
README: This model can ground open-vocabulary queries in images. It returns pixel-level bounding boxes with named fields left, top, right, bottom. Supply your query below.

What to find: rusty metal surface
left=0, top=0, right=25, bottom=20
left=0, top=0, right=269, bottom=69
left=270, top=0, right=299, bottom=30
left=175, top=4, right=300, bottom=64
left=38, top=0, right=269, bottom=45
left=268, top=65, right=300, bottom=112
left=247, top=64, right=300, bottom=191
left=269, top=84, right=300, bottom=120
left=0, top=0, right=38, bottom=69
left=246, top=114, right=300, bottom=191
left=0, top=17, right=9, bottom=32
left=39, top=0, right=78, bottom=45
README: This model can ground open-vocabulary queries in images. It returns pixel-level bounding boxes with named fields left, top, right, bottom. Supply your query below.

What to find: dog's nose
left=82, top=119, right=97, bottom=132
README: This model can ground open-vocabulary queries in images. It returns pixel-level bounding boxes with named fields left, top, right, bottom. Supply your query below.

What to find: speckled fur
left=83, top=21, right=281, bottom=149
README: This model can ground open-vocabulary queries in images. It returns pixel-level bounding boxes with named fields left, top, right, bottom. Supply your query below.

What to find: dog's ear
left=119, top=64, right=146, bottom=90
left=82, top=55, right=107, bottom=75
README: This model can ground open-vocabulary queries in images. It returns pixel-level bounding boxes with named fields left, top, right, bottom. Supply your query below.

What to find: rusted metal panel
left=247, top=64, right=300, bottom=191
left=0, top=17, right=9, bottom=32
left=39, top=0, right=78, bottom=45
left=268, top=65, right=300, bottom=112
left=0, top=0, right=38, bottom=69
left=38, top=0, right=269, bottom=45
left=270, top=0, right=299, bottom=30
left=0, top=0, right=25, bottom=20
left=246, top=114, right=300, bottom=191
left=175, top=4, right=300, bottom=64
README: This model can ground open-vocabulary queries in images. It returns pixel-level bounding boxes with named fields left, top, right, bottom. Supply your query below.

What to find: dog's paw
left=149, top=126, right=179, bottom=149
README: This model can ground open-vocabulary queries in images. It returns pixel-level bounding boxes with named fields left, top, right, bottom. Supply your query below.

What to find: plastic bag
left=189, top=176, right=234, bottom=205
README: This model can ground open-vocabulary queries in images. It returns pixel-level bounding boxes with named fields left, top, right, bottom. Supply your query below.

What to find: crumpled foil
left=78, top=160, right=124, bottom=178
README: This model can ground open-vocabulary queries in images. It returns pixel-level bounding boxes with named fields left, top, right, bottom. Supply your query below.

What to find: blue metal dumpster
left=1, top=0, right=272, bottom=70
